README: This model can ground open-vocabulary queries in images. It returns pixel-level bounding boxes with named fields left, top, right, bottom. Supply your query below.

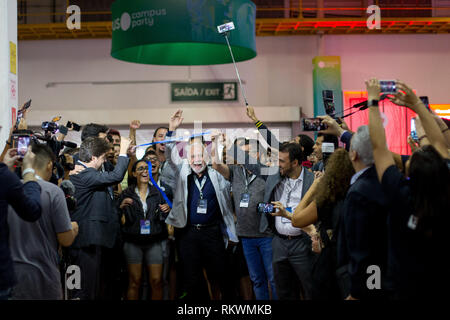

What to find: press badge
left=282, top=207, right=293, bottom=224
left=140, top=220, right=151, bottom=235
left=197, top=199, right=208, bottom=214
left=240, top=193, right=250, bottom=208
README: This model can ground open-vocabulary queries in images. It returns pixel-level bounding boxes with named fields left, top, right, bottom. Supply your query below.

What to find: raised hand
left=120, top=137, right=132, bottom=155
left=387, top=81, right=422, bottom=110
left=365, top=78, right=381, bottom=101
left=317, top=115, right=344, bottom=137
left=169, top=109, right=184, bottom=132
left=246, top=106, right=258, bottom=122
left=3, top=149, right=20, bottom=170
left=130, top=120, right=141, bottom=130
left=22, top=146, right=36, bottom=170
left=407, top=135, right=419, bottom=152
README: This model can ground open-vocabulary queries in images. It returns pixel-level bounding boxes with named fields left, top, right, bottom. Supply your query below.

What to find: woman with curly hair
left=272, top=148, right=355, bottom=299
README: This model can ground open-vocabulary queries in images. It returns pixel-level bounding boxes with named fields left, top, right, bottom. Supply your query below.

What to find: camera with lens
left=41, top=121, right=59, bottom=134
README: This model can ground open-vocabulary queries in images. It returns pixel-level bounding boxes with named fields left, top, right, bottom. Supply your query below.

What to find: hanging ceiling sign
left=111, top=0, right=256, bottom=65
left=171, top=82, right=238, bottom=101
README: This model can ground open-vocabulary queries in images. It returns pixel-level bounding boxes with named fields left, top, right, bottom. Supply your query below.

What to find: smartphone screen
left=411, top=118, right=419, bottom=141
left=257, top=203, right=275, bottom=214
left=379, top=80, right=397, bottom=94
left=302, top=118, right=327, bottom=131
left=17, top=136, right=30, bottom=158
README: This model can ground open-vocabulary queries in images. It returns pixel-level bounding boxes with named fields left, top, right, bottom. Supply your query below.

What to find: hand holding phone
left=379, top=80, right=397, bottom=94
left=302, top=118, right=328, bottom=131
left=410, top=118, right=419, bottom=141
left=16, top=136, right=31, bottom=159
left=257, top=203, right=275, bottom=214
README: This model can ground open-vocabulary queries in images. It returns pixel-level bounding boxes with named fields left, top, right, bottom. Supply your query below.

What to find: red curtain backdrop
left=343, top=91, right=416, bottom=155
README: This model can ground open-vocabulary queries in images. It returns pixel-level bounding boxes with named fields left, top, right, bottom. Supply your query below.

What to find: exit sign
left=171, top=82, right=238, bottom=102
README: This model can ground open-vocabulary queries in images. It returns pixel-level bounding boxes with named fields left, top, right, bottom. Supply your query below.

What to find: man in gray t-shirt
left=7, top=144, right=78, bottom=300
left=212, top=137, right=277, bottom=300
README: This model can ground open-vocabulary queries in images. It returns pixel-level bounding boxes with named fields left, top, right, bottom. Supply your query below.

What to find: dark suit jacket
left=69, top=156, right=129, bottom=249
left=338, top=165, right=390, bottom=299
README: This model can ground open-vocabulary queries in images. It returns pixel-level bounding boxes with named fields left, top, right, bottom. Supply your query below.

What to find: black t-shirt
left=381, top=165, right=434, bottom=299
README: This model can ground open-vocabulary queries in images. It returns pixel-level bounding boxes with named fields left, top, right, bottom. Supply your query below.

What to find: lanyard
left=77, top=161, right=88, bottom=169
left=194, top=175, right=207, bottom=199
left=147, top=162, right=172, bottom=209
left=242, top=167, right=256, bottom=193
left=285, top=178, right=301, bottom=206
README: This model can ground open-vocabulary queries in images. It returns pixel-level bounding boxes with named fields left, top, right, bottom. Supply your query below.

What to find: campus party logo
left=112, top=9, right=167, bottom=31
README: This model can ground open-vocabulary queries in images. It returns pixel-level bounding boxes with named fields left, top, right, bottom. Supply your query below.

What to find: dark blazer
left=69, top=156, right=129, bottom=249
left=338, top=165, right=390, bottom=299
left=0, top=163, right=42, bottom=290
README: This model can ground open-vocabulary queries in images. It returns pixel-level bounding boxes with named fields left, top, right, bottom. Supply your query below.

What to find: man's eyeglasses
left=146, top=157, right=159, bottom=163
left=136, top=166, right=149, bottom=172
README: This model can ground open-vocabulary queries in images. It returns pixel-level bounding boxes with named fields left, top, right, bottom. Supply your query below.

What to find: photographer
left=0, top=147, right=42, bottom=300
left=68, top=136, right=133, bottom=300
left=8, top=143, right=78, bottom=300
left=311, top=133, right=339, bottom=172
left=367, top=78, right=449, bottom=299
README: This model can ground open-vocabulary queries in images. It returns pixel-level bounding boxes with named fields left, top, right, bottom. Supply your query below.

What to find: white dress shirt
left=274, top=168, right=305, bottom=236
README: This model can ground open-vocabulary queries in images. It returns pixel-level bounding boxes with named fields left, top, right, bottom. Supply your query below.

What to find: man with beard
left=164, top=110, right=238, bottom=300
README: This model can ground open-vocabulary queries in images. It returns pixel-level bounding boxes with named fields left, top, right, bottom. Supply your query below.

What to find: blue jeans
left=241, top=237, right=278, bottom=300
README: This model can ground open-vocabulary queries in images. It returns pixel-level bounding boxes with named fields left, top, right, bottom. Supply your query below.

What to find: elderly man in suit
left=164, top=110, right=238, bottom=300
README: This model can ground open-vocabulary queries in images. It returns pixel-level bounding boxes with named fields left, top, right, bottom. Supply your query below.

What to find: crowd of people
left=0, top=79, right=448, bottom=301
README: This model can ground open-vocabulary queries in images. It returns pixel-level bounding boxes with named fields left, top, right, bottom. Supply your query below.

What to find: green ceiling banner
left=312, top=56, right=343, bottom=118
left=111, top=0, right=257, bottom=65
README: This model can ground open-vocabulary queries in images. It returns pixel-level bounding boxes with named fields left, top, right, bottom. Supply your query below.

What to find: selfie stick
left=217, top=22, right=249, bottom=106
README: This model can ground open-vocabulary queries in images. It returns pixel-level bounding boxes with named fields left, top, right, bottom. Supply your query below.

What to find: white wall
left=19, top=33, right=450, bottom=128
left=0, top=0, right=18, bottom=152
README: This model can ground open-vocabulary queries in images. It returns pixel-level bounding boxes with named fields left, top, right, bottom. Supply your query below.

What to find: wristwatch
left=368, top=99, right=379, bottom=107
left=22, top=168, right=35, bottom=178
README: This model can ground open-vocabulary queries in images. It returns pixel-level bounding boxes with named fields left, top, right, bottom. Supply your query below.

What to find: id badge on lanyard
left=240, top=193, right=250, bottom=208
left=140, top=220, right=151, bottom=234
left=240, top=168, right=255, bottom=208
left=197, top=199, right=208, bottom=214
left=195, top=176, right=208, bottom=214
left=281, top=207, right=293, bottom=224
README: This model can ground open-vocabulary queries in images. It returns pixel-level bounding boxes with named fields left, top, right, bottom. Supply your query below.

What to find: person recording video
left=0, top=147, right=42, bottom=300
left=7, top=143, right=78, bottom=300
